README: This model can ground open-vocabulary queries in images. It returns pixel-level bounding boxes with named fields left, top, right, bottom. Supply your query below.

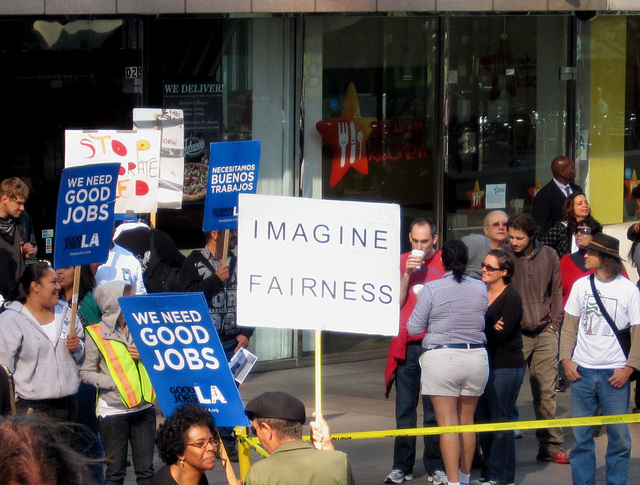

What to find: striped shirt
left=407, top=272, right=488, bottom=349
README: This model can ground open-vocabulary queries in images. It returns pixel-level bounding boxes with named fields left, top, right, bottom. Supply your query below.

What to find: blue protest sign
left=54, top=163, right=120, bottom=269
left=203, top=140, right=260, bottom=231
left=118, top=292, right=249, bottom=427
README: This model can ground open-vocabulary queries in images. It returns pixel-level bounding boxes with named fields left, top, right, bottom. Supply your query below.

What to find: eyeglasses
left=488, top=221, right=507, bottom=228
left=481, top=263, right=500, bottom=272
left=576, top=227, right=592, bottom=235
left=185, top=437, right=219, bottom=449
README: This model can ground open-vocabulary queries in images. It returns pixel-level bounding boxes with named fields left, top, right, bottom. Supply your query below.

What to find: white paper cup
left=411, top=249, right=425, bottom=264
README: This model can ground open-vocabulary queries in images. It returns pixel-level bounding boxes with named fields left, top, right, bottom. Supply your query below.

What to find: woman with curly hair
left=151, top=404, right=218, bottom=485
left=541, top=192, right=595, bottom=258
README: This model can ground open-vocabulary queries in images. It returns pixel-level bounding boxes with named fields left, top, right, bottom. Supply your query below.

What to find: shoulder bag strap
left=589, top=273, right=629, bottom=358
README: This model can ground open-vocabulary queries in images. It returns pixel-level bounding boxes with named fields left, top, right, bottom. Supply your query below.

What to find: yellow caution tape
left=237, top=414, right=640, bottom=453
left=321, top=414, right=640, bottom=441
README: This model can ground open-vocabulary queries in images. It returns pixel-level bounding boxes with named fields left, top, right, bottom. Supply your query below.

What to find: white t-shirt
left=95, top=244, right=147, bottom=295
left=565, top=273, right=640, bottom=369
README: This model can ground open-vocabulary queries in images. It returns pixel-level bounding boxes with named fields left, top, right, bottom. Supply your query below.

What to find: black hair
left=486, top=248, right=515, bottom=285
left=507, top=214, right=539, bottom=240
left=8, top=262, right=53, bottom=303
left=575, top=216, right=602, bottom=235
left=155, top=404, right=217, bottom=466
left=58, top=265, right=97, bottom=305
left=442, top=240, right=468, bottom=283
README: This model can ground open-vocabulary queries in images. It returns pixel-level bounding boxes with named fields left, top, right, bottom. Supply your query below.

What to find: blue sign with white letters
left=54, top=163, right=120, bottom=269
left=118, top=292, right=249, bottom=426
left=203, top=140, right=260, bottom=231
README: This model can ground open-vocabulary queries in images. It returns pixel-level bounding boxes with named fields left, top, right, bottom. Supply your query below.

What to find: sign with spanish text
left=54, top=163, right=120, bottom=269
left=203, top=141, right=261, bottom=231
left=118, top=293, right=249, bottom=427
left=65, top=130, right=162, bottom=214
left=237, top=194, right=400, bottom=336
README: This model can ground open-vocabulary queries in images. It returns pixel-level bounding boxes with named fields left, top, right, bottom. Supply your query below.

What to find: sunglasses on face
left=576, top=227, right=592, bottom=235
left=481, top=262, right=500, bottom=272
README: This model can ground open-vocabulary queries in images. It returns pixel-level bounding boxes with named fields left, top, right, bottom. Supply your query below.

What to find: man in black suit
left=532, top=156, right=582, bottom=238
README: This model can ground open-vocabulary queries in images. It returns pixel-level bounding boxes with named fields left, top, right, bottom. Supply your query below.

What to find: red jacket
left=384, top=250, right=445, bottom=397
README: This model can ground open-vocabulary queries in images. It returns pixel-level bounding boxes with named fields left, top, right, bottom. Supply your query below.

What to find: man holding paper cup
left=384, top=218, right=446, bottom=484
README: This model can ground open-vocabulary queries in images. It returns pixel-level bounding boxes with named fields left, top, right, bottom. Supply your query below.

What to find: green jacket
left=244, top=440, right=354, bottom=485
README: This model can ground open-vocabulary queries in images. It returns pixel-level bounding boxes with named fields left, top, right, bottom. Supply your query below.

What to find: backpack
left=143, top=230, right=186, bottom=293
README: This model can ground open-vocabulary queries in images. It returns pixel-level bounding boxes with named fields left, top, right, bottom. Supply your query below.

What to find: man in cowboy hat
left=561, top=233, right=640, bottom=485
left=244, top=391, right=354, bottom=485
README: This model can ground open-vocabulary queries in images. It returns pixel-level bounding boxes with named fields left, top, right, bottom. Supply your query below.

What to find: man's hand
left=129, top=344, right=140, bottom=360
left=310, top=412, right=335, bottom=451
left=403, top=255, right=423, bottom=277
left=234, top=334, right=249, bottom=353
left=609, top=366, right=634, bottom=388
left=215, top=264, right=230, bottom=282
left=562, top=359, right=582, bottom=382
left=66, top=334, right=80, bottom=352
left=20, top=242, right=37, bottom=259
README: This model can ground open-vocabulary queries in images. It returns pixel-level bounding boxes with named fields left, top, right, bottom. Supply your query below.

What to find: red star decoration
left=528, top=177, right=542, bottom=199
left=316, top=83, right=377, bottom=187
left=466, top=180, right=485, bottom=210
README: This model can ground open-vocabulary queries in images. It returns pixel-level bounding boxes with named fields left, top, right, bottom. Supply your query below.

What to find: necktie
left=565, top=186, right=571, bottom=197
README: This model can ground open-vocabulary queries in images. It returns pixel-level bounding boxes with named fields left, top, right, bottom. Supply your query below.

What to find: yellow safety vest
left=86, top=324, right=155, bottom=408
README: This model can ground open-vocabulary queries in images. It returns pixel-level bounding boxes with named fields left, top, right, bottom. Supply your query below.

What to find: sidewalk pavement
left=129, top=357, right=640, bottom=484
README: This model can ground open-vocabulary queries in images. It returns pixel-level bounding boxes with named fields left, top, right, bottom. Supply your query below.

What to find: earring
left=180, top=459, right=185, bottom=466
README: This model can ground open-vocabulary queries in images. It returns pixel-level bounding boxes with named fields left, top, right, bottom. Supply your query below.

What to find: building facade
left=2, top=2, right=639, bottom=367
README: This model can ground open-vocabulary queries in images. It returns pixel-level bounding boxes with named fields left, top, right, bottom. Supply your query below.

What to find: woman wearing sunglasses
left=472, top=249, right=524, bottom=485
left=151, top=404, right=219, bottom=485
left=541, top=192, right=596, bottom=258
left=558, top=218, right=603, bottom=309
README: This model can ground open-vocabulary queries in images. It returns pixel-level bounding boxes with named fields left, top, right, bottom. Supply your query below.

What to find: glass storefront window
left=307, top=16, right=439, bottom=357
left=0, top=19, right=142, bottom=255
left=446, top=16, right=570, bottom=238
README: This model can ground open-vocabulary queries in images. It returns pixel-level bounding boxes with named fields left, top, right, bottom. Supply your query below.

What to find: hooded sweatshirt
left=0, top=300, right=83, bottom=400
left=80, top=280, right=153, bottom=416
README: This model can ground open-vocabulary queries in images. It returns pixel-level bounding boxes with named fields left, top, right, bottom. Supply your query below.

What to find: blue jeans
left=99, top=406, right=156, bottom=485
left=477, top=366, right=525, bottom=483
left=393, top=341, right=444, bottom=474
left=570, top=367, right=631, bottom=485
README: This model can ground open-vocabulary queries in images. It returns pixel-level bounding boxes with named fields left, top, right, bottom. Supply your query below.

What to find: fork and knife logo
left=338, top=121, right=364, bottom=168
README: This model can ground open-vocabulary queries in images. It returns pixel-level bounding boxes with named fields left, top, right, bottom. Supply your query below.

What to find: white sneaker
left=385, top=469, right=414, bottom=483
left=429, top=469, right=448, bottom=484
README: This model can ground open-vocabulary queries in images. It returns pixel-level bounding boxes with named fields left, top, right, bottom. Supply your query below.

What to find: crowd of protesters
left=0, top=156, right=639, bottom=485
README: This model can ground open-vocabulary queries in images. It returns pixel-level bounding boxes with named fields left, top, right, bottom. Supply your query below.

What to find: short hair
left=487, top=248, right=515, bottom=285
left=0, top=177, right=29, bottom=200
left=256, top=417, right=302, bottom=441
left=483, top=210, right=508, bottom=227
left=409, top=218, right=436, bottom=236
left=155, top=404, right=217, bottom=466
left=507, top=214, right=539, bottom=240
left=442, top=240, right=468, bottom=283
left=203, top=231, right=217, bottom=243
left=0, top=414, right=94, bottom=485
left=631, top=185, right=640, bottom=200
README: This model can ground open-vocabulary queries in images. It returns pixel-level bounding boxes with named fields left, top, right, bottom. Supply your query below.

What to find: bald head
left=551, top=156, right=576, bottom=184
